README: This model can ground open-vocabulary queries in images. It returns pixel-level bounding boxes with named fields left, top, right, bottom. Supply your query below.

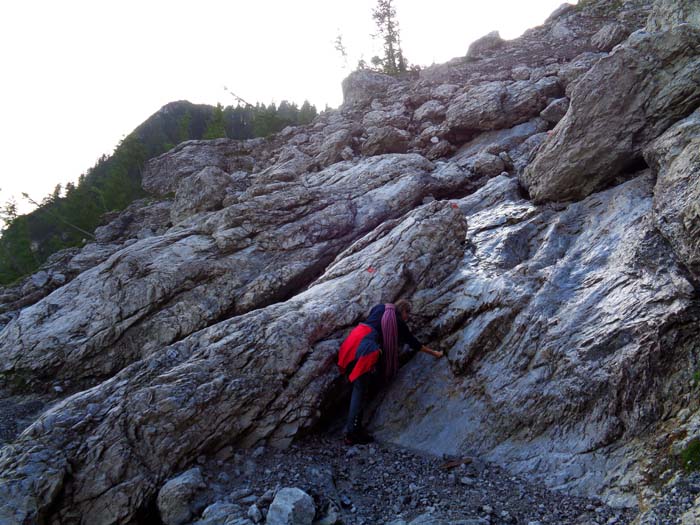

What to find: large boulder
left=522, top=25, right=700, bottom=203
left=466, top=31, right=505, bottom=60
left=157, top=468, right=207, bottom=525
left=341, top=70, right=398, bottom=107
left=143, top=139, right=261, bottom=196
left=645, top=108, right=700, bottom=278
left=361, top=126, right=410, bottom=156
left=445, top=77, right=560, bottom=136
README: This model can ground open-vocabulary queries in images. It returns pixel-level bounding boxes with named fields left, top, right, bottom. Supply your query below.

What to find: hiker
left=337, top=299, right=443, bottom=445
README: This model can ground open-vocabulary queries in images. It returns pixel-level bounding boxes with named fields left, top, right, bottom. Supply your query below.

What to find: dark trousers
left=344, top=373, right=370, bottom=434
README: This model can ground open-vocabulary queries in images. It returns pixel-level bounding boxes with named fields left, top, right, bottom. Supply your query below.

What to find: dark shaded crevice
left=133, top=496, right=163, bottom=525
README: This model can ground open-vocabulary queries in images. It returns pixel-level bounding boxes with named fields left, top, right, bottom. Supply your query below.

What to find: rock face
left=1, top=0, right=699, bottom=523
left=522, top=22, right=700, bottom=203
left=645, top=109, right=700, bottom=278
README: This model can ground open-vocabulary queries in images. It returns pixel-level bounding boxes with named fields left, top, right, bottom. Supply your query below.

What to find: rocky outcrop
left=522, top=17, right=700, bottom=203
left=372, top=172, right=698, bottom=504
left=467, top=31, right=505, bottom=60
left=0, top=201, right=466, bottom=524
left=1, top=0, right=699, bottom=523
left=645, top=109, right=700, bottom=279
left=0, top=153, right=480, bottom=396
left=445, top=77, right=561, bottom=136
left=341, top=70, right=398, bottom=107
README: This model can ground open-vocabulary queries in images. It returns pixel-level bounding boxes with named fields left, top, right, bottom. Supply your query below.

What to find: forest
left=0, top=99, right=318, bottom=285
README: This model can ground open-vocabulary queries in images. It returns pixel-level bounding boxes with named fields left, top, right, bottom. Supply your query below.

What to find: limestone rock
left=522, top=25, right=700, bottom=203
left=372, top=173, right=697, bottom=502
left=314, top=129, right=353, bottom=167
left=591, top=23, right=629, bottom=51
left=414, top=100, right=446, bottom=123
left=646, top=0, right=700, bottom=32
left=143, top=139, right=260, bottom=196
left=341, top=70, right=398, bottom=107
left=446, top=77, right=560, bottom=135
left=0, top=201, right=467, bottom=524
left=157, top=468, right=207, bottom=525
left=539, top=97, right=569, bottom=124
left=470, top=152, right=505, bottom=178
left=266, top=488, right=315, bottom=525
left=556, top=52, right=605, bottom=97
left=171, top=166, right=237, bottom=224
left=95, top=198, right=172, bottom=243
left=645, top=109, right=700, bottom=277
left=467, top=31, right=505, bottom=60
left=511, top=66, right=531, bottom=81
left=361, top=126, right=410, bottom=156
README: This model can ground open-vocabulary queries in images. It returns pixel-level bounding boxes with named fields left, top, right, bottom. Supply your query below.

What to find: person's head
left=395, top=299, right=412, bottom=321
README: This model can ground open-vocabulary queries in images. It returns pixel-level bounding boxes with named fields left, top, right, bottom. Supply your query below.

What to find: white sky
left=0, top=0, right=572, bottom=214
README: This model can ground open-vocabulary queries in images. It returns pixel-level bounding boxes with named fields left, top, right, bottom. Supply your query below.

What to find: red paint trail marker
left=367, top=267, right=376, bottom=273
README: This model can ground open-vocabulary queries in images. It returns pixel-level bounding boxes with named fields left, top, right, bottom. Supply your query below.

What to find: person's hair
left=395, top=298, right=412, bottom=318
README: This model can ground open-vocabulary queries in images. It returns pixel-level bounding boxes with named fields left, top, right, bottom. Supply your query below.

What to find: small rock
left=266, top=487, right=315, bottom=525
left=157, top=468, right=207, bottom=525
left=248, top=504, right=263, bottom=523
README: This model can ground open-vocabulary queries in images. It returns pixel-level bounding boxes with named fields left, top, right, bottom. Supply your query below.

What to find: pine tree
left=371, top=0, right=408, bottom=76
left=204, top=103, right=227, bottom=139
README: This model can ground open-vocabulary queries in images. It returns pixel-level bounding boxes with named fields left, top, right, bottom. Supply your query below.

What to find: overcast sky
left=0, top=0, right=572, bottom=214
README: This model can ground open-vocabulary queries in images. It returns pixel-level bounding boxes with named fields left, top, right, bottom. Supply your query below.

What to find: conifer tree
left=371, top=0, right=408, bottom=76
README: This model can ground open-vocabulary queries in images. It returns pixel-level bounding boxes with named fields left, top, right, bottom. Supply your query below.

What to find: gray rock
left=143, top=139, right=259, bottom=196
left=556, top=52, right=606, bottom=97
left=471, top=152, right=505, bottom=178
left=171, top=166, right=236, bottom=224
left=646, top=0, right=700, bottom=32
left=522, top=25, right=700, bottom=203
left=265, top=488, right=315, bottom=525
left=446, top=77, right=560, bottom=134
left=372, top=173, right=696, bottom=503
left=29, top=271, right=49, bottom=288
left=467, top=31, right=505, bottom=60
left=0, top=199, right=467, bottom=524
left=361, top=126, right=410, bottom=156
left=248, top=504, right=263, bottom=523
left=645, top=108, right=700, bottom=278
left=314, top=130, right=353, bottom=168
left=157, top=468, right=207, bottom=525
left=194, top=502, right=244, bottom=525
left=539, top=97, right=569, bottom=124
left=342, top=70, right=397, bottom=107
left=414, top=100, right=447, bottom=123
left=591, top=23, right=629, bottom=51
left=511, top=66, right=532, bottom=81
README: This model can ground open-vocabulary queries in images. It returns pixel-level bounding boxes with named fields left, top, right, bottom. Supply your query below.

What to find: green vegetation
left=370, top=0, right=408, bottom=76
left=0, top=99, right=318, bottom=285
left=680, top=438, right=700, bottom=472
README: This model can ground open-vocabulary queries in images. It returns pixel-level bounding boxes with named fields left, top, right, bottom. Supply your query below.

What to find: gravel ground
left=192, top=433, right=638, bottom=525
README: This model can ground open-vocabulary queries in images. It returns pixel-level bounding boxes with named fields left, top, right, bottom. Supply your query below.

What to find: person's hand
left=421, top=346, right=444, bottom=358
